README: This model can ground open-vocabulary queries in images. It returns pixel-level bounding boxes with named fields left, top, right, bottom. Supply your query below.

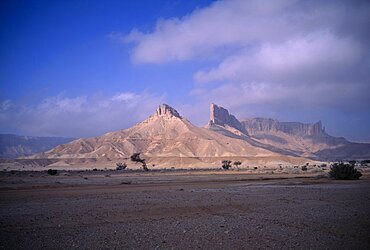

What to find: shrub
left=142, top=163, right=149, bottom=171
left=301, top=165, right=308, bottom=171
left=47, top=169, right=57, bottom=175
left=222, top=160, right=232, bottom=170
left=116, top=162, right=127, bottom=170
left=233, top=161, right=242, bottom=168
left=329, top=162, right=362, bottom=180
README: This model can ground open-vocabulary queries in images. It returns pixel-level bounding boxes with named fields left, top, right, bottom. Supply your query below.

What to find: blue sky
left=1, top=0, right=370, bottom=142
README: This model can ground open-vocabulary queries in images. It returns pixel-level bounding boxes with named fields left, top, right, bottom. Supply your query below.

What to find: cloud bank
left=126, top=0, right=370, bottom=113
left=0, top=92, right=165, bottom=137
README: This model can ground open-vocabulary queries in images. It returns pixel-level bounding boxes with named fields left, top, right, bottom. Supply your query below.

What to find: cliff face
left=205, top=104, right=364, bottom=160
left=241, top=118, right=326, bottom=137
left=209, top=103, right=247, bottom=134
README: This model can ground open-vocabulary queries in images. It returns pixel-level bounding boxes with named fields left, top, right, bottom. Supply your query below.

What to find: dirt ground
left=1, top=170, right=370, bottom=249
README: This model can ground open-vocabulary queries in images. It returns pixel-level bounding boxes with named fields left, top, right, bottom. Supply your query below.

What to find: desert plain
left=1, top=168, right=370, bottom=250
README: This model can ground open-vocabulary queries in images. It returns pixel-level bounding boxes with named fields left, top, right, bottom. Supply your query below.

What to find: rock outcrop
left=241, top=118, right=326, bottom=137
left=209, top=103, right=246, bottom=134
left=155, top=104, right=181, bottom=118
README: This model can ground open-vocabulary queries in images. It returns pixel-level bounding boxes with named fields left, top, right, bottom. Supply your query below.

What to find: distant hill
left=0, top=134, right=75, bottom=159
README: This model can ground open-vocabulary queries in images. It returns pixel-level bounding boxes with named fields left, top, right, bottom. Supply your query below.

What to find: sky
left=1, top=0, right=370, bottom=142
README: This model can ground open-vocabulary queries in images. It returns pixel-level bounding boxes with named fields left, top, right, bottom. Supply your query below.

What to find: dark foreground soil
left=1, top=171, right=370, bottom=249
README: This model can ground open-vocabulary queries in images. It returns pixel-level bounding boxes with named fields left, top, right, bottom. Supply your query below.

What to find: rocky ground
left=1, top=170, right=370, bottom=249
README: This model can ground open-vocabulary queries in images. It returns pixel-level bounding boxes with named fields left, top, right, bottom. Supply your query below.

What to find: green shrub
left=329, top=162, right=362, bottom=180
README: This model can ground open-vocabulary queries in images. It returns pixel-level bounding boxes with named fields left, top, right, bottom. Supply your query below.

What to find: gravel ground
left=0, top=172, right=370, bottom=249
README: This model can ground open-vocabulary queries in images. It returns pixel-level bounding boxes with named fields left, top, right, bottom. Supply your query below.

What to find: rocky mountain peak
left=155, top=104, right=181, bottom=118
left=209, top=103, right=246, bottom=133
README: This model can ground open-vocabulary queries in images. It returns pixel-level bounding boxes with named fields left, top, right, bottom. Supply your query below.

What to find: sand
left=1, top=170, right=370, bottom=249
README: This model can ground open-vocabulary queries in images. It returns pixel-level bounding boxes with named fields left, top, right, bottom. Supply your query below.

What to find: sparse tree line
left=37, top=156, right=367, bottom=179
left=221, top=160, right=241, bottom=170
left=219, top=160, right=363, bottom=180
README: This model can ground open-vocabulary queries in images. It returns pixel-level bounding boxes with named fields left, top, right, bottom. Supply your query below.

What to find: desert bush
left=142, top=163, right=149, bottom=171
left=47, top=169, right=57, bottom=175
left=116, top=162, right=127, bottom=170
left=301, top=165, right=308, bottom=171
left=329, top=162, right=362, bottom=180
left=253, top=167, right=258, bottom=170
left=222, top=160, right=232, bottom=170
left=320, top=164, right=327, bottom=168
left=233, top=161, right=242, bottom=168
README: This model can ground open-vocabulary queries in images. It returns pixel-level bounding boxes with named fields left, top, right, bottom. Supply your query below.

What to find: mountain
left=27, top=104, right=307, bottom=169
left=7, top=103, right=368, bottom=171
left=206, top=104, right=370, bottom=161
left=0, top=134, right=74, bottom=159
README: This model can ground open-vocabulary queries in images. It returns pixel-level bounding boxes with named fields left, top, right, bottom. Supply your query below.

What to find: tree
left=130, top=153, right=149, bottom=171
left=233, top=161, right=242, bottom=168
left=329, top=162, right=362, bottom=180
left=222, top=160, right=232, bottom=170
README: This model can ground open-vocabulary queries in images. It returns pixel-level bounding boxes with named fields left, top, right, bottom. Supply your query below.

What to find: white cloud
left=126, top=0, right=370, bottom=64
left=0, top=91, right=165, bottom=137
left=111, top=92, right=137, bottom=102
left=195, top=31, right=363, bottom=84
